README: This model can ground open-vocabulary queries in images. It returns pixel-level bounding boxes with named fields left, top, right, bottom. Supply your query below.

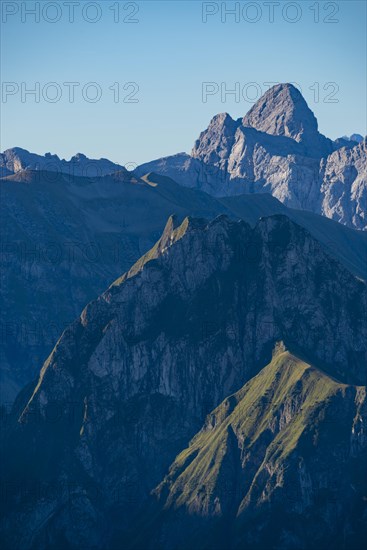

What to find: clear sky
left=1, top=0, right=366, bottom=166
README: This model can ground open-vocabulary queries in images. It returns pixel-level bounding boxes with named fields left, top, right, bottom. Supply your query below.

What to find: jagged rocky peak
left=191, top=112, right=240, bottom=162
left=135, top=83, right=367, bottom=217
left=155, top=214, right=195, bottom=252
left=241, top=83, right=333, bottom=156
left=208, top=112, right=235, bottom=126
left=242, top=83, right=318, bottom=141
left=189, top=83, right=335, bottom=185
left=70, top=152, right=88, bottom=161
left=110, top=214, right=210, bottom=287
left=0, top=147, right=43, bottom=174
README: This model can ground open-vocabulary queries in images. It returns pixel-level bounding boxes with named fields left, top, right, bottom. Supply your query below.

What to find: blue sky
left=1, top=0, right=366, bottom=166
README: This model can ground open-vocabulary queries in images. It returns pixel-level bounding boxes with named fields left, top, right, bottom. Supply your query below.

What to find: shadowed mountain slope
left=0, top=214, right=366, bottom=549
left=146, top=346, right=367, bottom=550
left=1, top=170, right=366, bottom=402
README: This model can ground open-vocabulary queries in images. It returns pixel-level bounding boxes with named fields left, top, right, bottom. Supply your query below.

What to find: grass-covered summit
left=150, top=344, right=367, bottom=549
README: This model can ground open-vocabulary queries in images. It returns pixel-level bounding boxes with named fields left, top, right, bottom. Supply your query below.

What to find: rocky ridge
left=1, top=170, right=367, bottom=403
left=0, top=148, right=125, bottom=178
left=135, top=83, right=367, bottom=230
left=1, top=213, right=366, bottom=549
left=149, top=346, right=367, bottom=550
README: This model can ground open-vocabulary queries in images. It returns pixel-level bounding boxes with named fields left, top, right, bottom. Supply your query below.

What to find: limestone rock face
left=242, top=83, right=333, bottom=157
left=135, top=84, right=367, bottom=230
left=320, top=140, right=367, bottom=229
left=192, top=112, right=241, bottom=166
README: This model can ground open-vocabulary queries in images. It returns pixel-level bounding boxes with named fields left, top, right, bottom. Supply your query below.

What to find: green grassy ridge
left=157, top=345, right=361, bottom=514
left=110, top=214, right=216, bottom=289
left=110, top=215, right=189, bottom=288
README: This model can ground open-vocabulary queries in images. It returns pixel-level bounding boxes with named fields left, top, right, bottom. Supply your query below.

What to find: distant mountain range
left=1, top=214, right=366, bottom=549
left=2, top=85, right=365, bottom=231
left=0, top=148, right=124, bottom=179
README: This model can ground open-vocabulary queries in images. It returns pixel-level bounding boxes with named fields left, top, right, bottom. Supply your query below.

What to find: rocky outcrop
left=1, top=214, right=366, bottom=549
left=241, top=83, right=334, bottom=158
left=320, top=140, right=367, bottom=229
left=339, top=134, right=364, bottom=144
left=135, top=84, right=367, bottom=230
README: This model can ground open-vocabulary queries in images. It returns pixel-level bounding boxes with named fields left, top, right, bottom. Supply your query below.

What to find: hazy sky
left=1, top=0, right=366, bottom=166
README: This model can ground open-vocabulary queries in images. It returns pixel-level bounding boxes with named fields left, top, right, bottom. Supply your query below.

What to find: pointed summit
left=243, top=83, right=316, bottom=141
left=242, top=83, right=333, bottom=156
left=191, top=112, right=240, bottom=161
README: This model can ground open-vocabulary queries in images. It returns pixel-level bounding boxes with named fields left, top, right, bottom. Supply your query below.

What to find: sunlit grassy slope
left=157, top=343, right=363, bottom=513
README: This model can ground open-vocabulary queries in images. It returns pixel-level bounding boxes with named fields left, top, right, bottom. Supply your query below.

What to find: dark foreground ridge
left=1, top=213, right=366, bottom=549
